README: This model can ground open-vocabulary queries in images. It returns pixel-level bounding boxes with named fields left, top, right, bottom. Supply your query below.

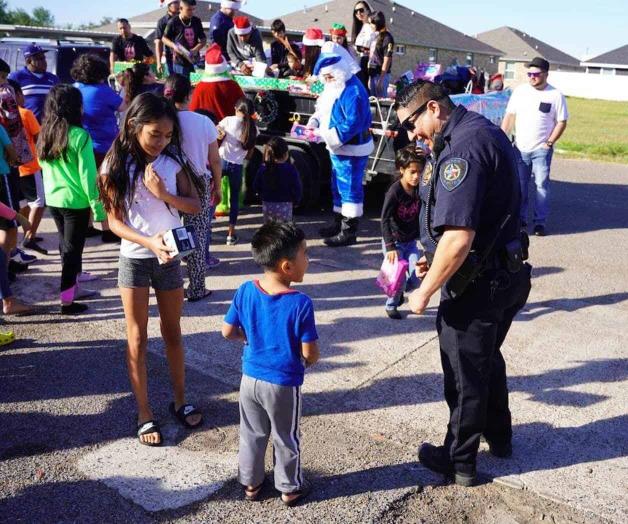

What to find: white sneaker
left=226, top=235, right=238, bottom=246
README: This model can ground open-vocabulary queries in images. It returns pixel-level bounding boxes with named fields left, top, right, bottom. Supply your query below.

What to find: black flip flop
left=281, top=483, right=311, bottom=507
left=169, top=402, right=203, bottom=429
left=137, top=420, right=163, bottom=447
left=244, top=480, right=264, bottom=502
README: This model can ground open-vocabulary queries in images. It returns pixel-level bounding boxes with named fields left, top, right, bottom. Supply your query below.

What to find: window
left=600, top=68, right=616, bottom=75
left=395, top=44, right=406, bottom=55
left=490, top=55, right=495, bottom=65
left=428, top=48, right=437, bottom=63
left=504, top=61, right=515, bottom=79
left=465, top=52, right=474, bottom=66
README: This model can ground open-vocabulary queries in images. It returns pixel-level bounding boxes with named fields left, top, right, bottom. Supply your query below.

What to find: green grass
left=556, top=97, right=628, bottom=163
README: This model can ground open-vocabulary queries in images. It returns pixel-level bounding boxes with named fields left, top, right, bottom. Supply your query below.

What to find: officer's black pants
left=436, top=263, right=532, bottom=469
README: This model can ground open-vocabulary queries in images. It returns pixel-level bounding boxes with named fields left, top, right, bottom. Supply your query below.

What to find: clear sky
left=9, top=0, right=627, bottom=60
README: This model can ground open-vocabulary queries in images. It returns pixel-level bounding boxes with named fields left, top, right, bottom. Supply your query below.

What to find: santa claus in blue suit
left=308, top=52, right=374, bottom=247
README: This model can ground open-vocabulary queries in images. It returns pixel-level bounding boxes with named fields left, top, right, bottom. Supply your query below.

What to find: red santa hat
left=233, top=16, right=252, bottom=35
left=204, top=43, right=230, bottom=75
left=303, top=27, right=325, bottom=47
left=220, top=1, right=242, bottom=8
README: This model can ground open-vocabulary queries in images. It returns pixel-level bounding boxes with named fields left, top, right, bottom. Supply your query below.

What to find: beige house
left=273, top=0, right=502, bottom=77
left=476, top=26, right=582, bottom=87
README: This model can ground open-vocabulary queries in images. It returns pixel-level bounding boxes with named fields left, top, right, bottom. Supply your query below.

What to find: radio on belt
left=162, top=225, right=198, bottom=262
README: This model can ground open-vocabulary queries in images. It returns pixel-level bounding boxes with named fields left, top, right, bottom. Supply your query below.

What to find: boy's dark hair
left=271, top=19, right=286, bottom=34
left=251, top=222, right=305, bottom=269
left=71, top=54, right=110, bottom=84
left=395, top=145, right=427, bottom=170
left=0, top=59, right=10, bottom=75
left=117, top=18, right=130, bottom=25
left=181, top=0, right=196, bottom=5
left=8, top=79, right=21, bottom=94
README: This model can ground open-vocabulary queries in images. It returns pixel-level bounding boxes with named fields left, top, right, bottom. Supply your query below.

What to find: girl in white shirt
left=217, top=97, right=258, bottom=245
left=98, top=92, right=202, bottom=447
left=351, top=1, right=375, bottom=88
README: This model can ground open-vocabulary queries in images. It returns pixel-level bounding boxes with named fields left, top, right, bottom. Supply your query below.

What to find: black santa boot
left=324, top=216, right=358, bottom=247
left=319, top=212, right=343, bottom=238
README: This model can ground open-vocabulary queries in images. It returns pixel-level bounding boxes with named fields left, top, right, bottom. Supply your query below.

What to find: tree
left=79, top=16, right=114, bottom=30
left=0, top=4, right=55, bottom=27
left=31, top=6, right=55, bottom=27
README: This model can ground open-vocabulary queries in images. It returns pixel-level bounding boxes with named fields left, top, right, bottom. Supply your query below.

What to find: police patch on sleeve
left=439, top=158, right=469, bottom=191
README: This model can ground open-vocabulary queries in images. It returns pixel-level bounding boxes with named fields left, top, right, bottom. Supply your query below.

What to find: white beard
left=315, top=69, right=351, bottom=131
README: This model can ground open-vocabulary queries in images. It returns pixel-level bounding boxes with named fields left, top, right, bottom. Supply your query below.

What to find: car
left=0, top=38, right=110, bottom=83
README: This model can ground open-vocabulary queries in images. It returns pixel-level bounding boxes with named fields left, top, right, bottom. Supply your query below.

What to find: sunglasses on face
left=399, top=99, right=434, bottom=132
left=527, top=71, right=544, bottom=78
left=354, top=7, right=365, bottom=14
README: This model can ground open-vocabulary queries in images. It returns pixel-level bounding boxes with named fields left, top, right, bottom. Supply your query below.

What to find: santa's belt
left=347, top=130, right=370, bottom=145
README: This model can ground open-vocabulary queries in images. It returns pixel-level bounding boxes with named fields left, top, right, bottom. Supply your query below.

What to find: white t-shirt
left=354, top=24, right=375, bottom=54
left=178, top=111, right=218, bottom=176
left=120, top=155, right=183, bottom=259
left=506, top=83, right=569, bottom=152
left=218, top=116, right=248, bottom=165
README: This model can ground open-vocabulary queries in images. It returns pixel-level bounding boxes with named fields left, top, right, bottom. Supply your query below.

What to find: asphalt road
left=0, top=158, right=626, bottom=523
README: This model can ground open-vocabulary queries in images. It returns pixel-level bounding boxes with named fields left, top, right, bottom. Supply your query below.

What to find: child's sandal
left=244, top=482, right=264, bottom=502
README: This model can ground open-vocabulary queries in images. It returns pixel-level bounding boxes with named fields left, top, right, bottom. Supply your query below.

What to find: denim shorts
left=118, top=255, right=183, bottom=291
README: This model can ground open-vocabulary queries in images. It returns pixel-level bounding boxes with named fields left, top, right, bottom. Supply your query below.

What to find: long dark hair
left=303, top=45, right=321, bottom=77
left=124, top=63, right=150, bottom=104
left=369, top=11, right=387, bottom=49
left=36, top=84, right=83, bottom=162
left=234, top=97, right=257, bottom=151
left=163, top=73, right=192, bottom=105
left=98, top=92, right=199, bottom=218
left=351, top=1, right=373, bottom=43
left=262, top=136, right=289, bottom=192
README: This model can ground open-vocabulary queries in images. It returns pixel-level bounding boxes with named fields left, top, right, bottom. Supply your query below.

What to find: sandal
left=0, top=331, right=15, bottom=346
left=169, top=402, right=202, bottom=429
left=137, top=420, right=163, bottom=447
left=281, top=483, right=311, bottom=507
left=244, top=481, right=264, bottom=502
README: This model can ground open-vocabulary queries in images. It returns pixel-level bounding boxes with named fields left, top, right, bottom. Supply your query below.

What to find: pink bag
left=375, top=258, right=409, bottom=297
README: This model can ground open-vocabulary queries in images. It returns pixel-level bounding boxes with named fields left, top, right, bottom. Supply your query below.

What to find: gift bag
left=375, top=258, right=409, bottom=297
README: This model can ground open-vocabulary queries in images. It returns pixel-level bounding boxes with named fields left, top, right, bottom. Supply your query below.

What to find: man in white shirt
left=502, top=57, right=568, bottom=236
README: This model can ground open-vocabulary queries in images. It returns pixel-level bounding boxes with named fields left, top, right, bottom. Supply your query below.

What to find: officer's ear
left=426, top=100, right=442, bottom=118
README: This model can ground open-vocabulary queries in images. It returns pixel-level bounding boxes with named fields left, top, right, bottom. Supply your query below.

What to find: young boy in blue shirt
left=222, top=222, right=320, bottom=507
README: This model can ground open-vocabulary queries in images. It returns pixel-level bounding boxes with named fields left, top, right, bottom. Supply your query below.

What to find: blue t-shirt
left=0, top=125, right=11, bottom=175
left=253, top=162, right=303, bottom=204
left=224, top=280, right=318, bottom=386
left=8, top=67, right=59, bottom=122
left=74, top=82, right=122, bottom=154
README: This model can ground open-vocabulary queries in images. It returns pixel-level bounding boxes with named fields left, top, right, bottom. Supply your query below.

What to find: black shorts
left=0, top=169, right=21, bottom=230
left=19, top=174, right=37, bottom=203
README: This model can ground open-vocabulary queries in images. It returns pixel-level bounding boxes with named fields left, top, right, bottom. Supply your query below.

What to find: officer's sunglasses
left=399, top=99, right=435, bottom=132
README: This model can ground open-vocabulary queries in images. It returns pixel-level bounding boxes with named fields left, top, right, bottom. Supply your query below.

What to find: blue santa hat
left=313, top=53, right=344, bottom=77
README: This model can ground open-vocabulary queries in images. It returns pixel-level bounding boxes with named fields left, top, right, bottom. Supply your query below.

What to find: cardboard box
left=162, top=226, right=198, bottom=262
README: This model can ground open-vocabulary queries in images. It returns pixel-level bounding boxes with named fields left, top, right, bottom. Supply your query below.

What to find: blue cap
left=23, top=44, right=48, bottom=59
left=313, top=53, right=342, bottom=76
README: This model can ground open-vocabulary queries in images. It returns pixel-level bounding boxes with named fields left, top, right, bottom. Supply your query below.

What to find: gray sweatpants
left=238, top=374, right=304, bottom=493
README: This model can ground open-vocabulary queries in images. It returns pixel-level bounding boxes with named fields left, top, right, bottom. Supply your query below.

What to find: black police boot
left=418, top=442, right=476, bottom=487
left=318, top=212, right=342, bottom=238
left=487, top=440, right=513, bottom=458
left=324, top=217, right=358, bottom=247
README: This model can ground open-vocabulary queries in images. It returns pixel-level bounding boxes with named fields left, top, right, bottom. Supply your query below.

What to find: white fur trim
left=341, top=202, right=363, bottom=218
left=234, top=25, right=252, bottom=35
left=221, top=1, right=241, bottom=8
left=302, top=37, right=325, bottom=47
left=200, top=75, right=232, bottom=83
left=320, top=127, right=342, bottom=150
left=204, top=61, right=230, bottom=74
left=333, top=205, right=342, bottom=213
left=335, top=139, right=374, bottom=157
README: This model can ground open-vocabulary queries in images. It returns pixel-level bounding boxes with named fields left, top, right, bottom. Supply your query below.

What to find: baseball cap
left=23, top=44, right=48, bottom=59
left=526, top=57, right=549, bottom=72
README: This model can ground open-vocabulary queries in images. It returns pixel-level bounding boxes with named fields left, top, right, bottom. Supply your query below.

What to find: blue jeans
left=223, top=160, right=243, bottom=226
left=369, top=73, right=391, bottom=98
left=382, top=239, right=421, bottom=309
left=517, top=146, right=553, bottom=226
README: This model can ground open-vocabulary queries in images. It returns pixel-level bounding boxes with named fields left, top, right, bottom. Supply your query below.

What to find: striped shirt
left=8, top=67, right=59, bottom=122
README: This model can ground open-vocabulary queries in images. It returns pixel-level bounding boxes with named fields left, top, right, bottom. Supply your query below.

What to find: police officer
left=394, top=80, right=532, bottom=486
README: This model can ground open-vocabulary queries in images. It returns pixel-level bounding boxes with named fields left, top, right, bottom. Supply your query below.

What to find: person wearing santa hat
left=302, top=27, right=325, bottom=78
left=155, top=1, right=180, bottom=76
left=307, top=52, right=373, bottom=247
left=209, top=1, right=241, bottom=63
left=226, top=16, right=267, bottom=75
left=190, top=44, right=245, bottom=217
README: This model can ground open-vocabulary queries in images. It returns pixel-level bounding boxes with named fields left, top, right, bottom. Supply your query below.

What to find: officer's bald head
left=394, top=80, right=452, bottom=111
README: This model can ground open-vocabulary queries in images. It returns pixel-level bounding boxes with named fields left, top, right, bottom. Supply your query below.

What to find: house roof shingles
left=476, top=26, right=580, bottom=67
left=96, top=1, right=263, bottom=33
left=270, top=0, right=502, bottom=56
left=583, top=44, right=628, bottom=67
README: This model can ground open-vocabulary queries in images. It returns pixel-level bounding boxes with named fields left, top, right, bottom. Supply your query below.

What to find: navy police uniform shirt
left=419, top=105, right=520, bottom=256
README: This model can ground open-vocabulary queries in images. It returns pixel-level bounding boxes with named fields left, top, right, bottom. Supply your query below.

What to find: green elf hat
left=330, top=23, right=347, bottom=37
